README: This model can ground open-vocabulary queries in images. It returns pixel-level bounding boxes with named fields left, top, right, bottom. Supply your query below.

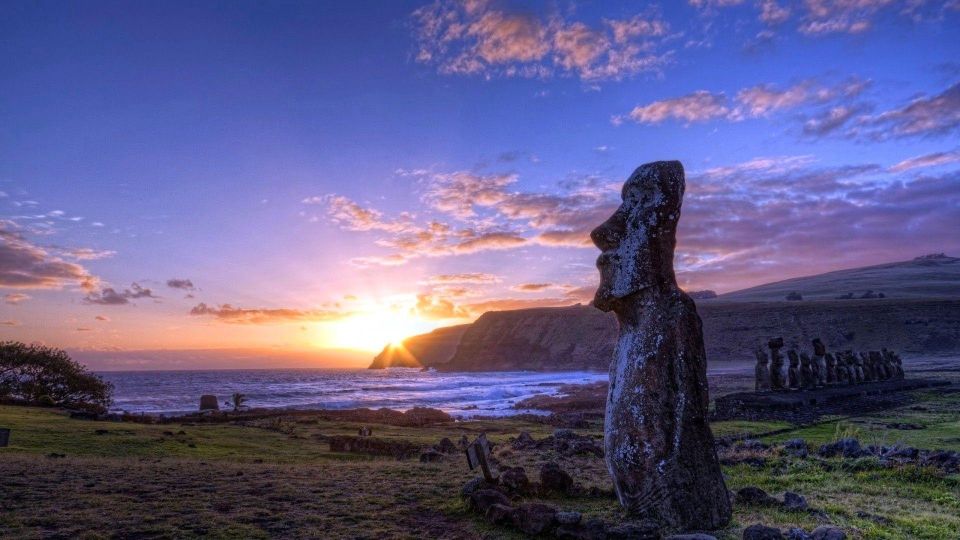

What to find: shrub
left=0, top=341, right=113, bottom=413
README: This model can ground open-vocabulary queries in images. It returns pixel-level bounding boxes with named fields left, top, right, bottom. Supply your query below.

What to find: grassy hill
left=717, top=254, right=960, bottom=302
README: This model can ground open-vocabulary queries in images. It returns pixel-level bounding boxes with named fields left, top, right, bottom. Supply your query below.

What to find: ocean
left=99, top=368, right=608, bottom=417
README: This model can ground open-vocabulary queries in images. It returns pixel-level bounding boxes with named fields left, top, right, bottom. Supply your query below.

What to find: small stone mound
left=513, top=502, right=559, bottom=535
left=499, top=466, right=532, bottom=496
left=468, top=489, right=511, bottom=514
left=540, top=461, right=574, bottom=495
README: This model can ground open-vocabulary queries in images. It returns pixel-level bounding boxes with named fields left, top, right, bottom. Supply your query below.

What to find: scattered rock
left=556, top=511, right=582, bottom=526
left=818, top=438, right=863, bottom=458
left=666, top=534, right=718, bottom=540
left=743, top=524, right=784, bottom=540
left=328, top=436, right=420, bottom=459
left=786, top=528, right=811, bottom=540
left=555, top=518, right=607, bottom=540
left=199, top=395, right=219, bottom=411
left=485, top=503, right=516, bottom=526
left=46, top=453, right=66, bottom=459
left=810, top=525, right=846, bottom=540
left=886, top=422, right=924, bottom=430
left=94, top=429, right=109, bottom=435
left=512, top=502, right=558, bottom=535
left=736, top=486, right=780, bottom=506
left=468, top=489, right=511, bottom=514
left=923, top=449, right=960, bottom=472
left=606, top=521, right=661, bottom=540
left=434, top=437, right=457, bottom=454
left=783, top=492, right=808, bottom=512
left=884, top=446, right=918, bottom=459
left=461, top=477, right=498, bottom=498
left=512, top=431, right=537, bottom=449
left=499, top=466, right=531, bottom=495
left=540, top=461, right=574, bottom=494
left=419, top=450, right=443, bottom=463
left=783, top=439, right=808, bottom=458
left=738, top=439, right=770, bottom=451
left=855, top=511, right=892, bottom=525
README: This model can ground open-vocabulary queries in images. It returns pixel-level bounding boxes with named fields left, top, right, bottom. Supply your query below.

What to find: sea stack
left=590, top=161, right=731, bottom=529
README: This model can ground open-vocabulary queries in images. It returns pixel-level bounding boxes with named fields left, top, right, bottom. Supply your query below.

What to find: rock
left=540, top=461, right=574, bottom=494
left=743, top=524, right=784, bottom=540
left=484, top=503, right=516, bottom=526
left=786, top=528, right=811, bottom=540
left=818, top=438, right=862, bottom=458
left=513, top=431, right=537, bottom=449
left=555, top=518, right=608, bottom=540
left=328, top=436, right=420, bottom=459
left=783, top=492, right=808, bottom=512
left=419, top=450, right=443, bottom=463
left=460, top=477, right=498, bottom=498
left=783, top=439, right=809, bottom=458
left=591, top=161, right=731, bottom=530
left=199, top=395, right=219, bottom=411
left=736, top=486, right=780, bottom=506
left=556, top=511, right=582, bottom=526
left=512, top=502, right=558, bottom=535
left=738, top=439, right=770, bottom=451
left=810, top=526, right=846, bottom=540
left=499, top=466, right=531, bottom=495
left=468, top=489, right=510, bottom=514
left=666, top=534, right=718, bottom=540
left=434, top=437, right=457, bottom=453
left=923, top=449, right=960, bottom=472
left=606, top=521, right=661, bottom=539
left=885, top=446, right=918, bottom=459
left=855, top=511, right=892, bottom=525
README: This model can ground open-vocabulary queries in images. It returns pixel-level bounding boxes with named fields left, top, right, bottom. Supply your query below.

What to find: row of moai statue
left=755, top=337, right=905, bottom=392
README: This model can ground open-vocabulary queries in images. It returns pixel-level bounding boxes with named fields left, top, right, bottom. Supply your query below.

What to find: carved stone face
left=591, top=161, right=684, bottom=312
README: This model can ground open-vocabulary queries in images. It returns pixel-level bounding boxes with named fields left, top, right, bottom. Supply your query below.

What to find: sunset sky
left=2, top=1, right=959, bottom=366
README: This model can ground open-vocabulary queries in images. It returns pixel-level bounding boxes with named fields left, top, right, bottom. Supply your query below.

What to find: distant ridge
left=718, top=254, right=960, bottom=302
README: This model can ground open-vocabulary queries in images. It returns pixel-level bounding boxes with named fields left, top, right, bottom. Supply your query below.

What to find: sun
left=316, top=309, right=438, bottom=352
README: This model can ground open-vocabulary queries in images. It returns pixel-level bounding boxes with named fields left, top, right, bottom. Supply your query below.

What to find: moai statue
left=787, top=350, right=801, bottom=389
left=769, top=337, right=786, bottom=390
left=824, top=353, right=837, bottom=384
left=853, top=353, right=866, bottom=383
left=812, top=338, right=828, bottom=386
left=754, top=347, right=771, bottom=391
left=875, top=351, right=891, bottom=380
left=800, top=352, right=816, bottom=389
left=892, top=352, right=905, bottom=379
left=844, top=352, right=859, bottom=384
left=591, top=161, right=731, bottom=529
left=862, top=352, right=876, bottom=382
left=839, top=352, right=856, bottom=385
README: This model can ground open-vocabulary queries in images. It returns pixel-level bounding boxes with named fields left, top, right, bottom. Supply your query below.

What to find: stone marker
left=754, top=347, right=771, bottom=391
left=465, top=433, right=499, bottom=482
left=0, top=427, right=10, bottom=447
left=591, top=160, right=731, bottom=529
left=199, top=395, right=219, bottom=411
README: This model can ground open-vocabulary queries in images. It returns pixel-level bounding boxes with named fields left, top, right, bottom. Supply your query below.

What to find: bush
left=0, top=341, right=113, bottom=413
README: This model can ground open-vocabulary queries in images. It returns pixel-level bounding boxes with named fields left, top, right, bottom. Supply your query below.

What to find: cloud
left=621, top=91, right=730, bottom=124
left=453, top=232, right=527, bottom=253
left=0, top=221, right=97, bottom=290
left=758, top=0, right=791, bottom=24
left=189, top=303, right=350, bottom=324
left=1, top=320, right=21, bottom=327
left=889, top=150, right=960, bottom=172
left=412, top=294, right=470, bottom=319
left=4, top=293, right=30, bottom=305
left=411, top=1, right=671, bottom=81
left=63, top=248, right=116, bottom=260
left=857, top=82, right=960, bottom=139
left=95, top=315, right=110, bottom=322
left=309, top=195, right=417, bottom=233
left=511, top=283, right=557, bottom=292
left=166, top=278, right=196, bottom=291
left=84, top=282, right=158, bottom=305
left=426, top=273, right=502, bottom=284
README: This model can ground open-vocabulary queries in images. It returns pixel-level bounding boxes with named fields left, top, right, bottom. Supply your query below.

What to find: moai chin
left=768, top=338, right=786, bottom=390
left=591, top=161, right=731, bottom=529
left=755, top=347, right=771, bottom=391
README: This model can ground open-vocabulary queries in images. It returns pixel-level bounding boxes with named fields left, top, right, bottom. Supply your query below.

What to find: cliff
left=370, top=299, right=960, bottom=370
left=368, top=324, right=469, bottom=369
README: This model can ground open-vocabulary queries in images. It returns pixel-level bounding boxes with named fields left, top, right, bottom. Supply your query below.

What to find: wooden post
left=465, top=433, right=498, bottom=482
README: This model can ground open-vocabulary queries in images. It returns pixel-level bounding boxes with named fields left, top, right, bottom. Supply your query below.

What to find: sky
left=1, top=0, right=959, bottom=368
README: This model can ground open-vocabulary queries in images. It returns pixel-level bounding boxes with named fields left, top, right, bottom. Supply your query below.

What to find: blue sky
left=1, top=0, right=959, bottom=364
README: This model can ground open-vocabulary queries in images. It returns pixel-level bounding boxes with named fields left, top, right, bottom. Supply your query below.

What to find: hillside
left=370, top=255, right=960, bottom=371
left=717, top=253, right=960, bottom=302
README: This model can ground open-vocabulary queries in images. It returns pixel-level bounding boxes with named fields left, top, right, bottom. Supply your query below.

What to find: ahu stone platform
left=713, top=378, right=952, bottom=422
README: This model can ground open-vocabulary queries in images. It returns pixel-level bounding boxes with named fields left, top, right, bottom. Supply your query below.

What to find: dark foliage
left=0, top=341, right=113, bottom=413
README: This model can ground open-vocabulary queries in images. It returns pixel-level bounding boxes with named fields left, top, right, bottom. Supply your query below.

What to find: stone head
left=591, top=161, right=684, bottom=312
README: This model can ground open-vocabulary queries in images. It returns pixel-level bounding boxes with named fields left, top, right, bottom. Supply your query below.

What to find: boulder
left=556, top=511, right=582, bottom=526
left=786, top=528, right=811, bottom=540
left=419, top=450, right=443, bottom=463
left=199, top=395, right=219, bottom=411
left=512, top=502, right=558, bottom=535
left=743, top=524, right=784, bottom=540
left=736, top=486, right=780, bottom=506
left=540, top=461, right=574, bottom=494
left=818, top=438, right=862, bottom=458
left=460, top=477, right=498, bottom=498
left=782, top=492, right=808, bottom=512
left=468, top=489, right=510, bottom=514
left=810, top=526, right=846, bottom=540
left=485, top=503, right=516, bottom=526
left=434, top=437, right=457, bottom=453
left=499, top=466, right=531, bottom=496
left=512, top=431, right=537, bottom=449
left=783, top=439, right=808, bottom=458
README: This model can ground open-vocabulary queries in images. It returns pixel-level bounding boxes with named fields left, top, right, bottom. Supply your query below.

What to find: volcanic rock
left=512, top=502, right=558, bottom=535
left=736, top=486, right=780, bottom=506
left=591, top=161, right=730, bottom=529
left=743, top=524, right=785, bottom=540
left=782, top=492, right=808, bottom=512
left=468, top=489, right=511, bottom=514
left=810, top=526, right=846, bottom=540
left=539, top=461, right=574, bottom=494
left=499, top=466, right=531, bottom=496
left=485, top=503, right=516, bottom=526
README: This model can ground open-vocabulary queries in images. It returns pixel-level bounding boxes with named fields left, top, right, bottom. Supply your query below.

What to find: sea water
left=100, top=368, right=607, bottom=417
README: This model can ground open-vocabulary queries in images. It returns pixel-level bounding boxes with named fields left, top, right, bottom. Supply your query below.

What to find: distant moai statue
left=853, top=353, right=865, bottom=383
left=872, top=351, right=889, bottom=380
left=812, top=338, right=828, bottom=386
left=768, top=338, right=786, bottom=390
left=842, top=352, right=858, bottom=384
left=787, top=350, right=801, bottom=390
left=824, top=353, right=837, bottom=384
left=754, top=347, right=771, bottom=391
left=799, top=352, right=816, bottom=389
left=861, top=352, right=876, bottom=382
left=892, top=352, right=905, bottom=379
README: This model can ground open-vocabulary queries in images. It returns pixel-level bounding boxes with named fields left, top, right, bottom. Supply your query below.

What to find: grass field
left=1, top=382, right=959, bottom=539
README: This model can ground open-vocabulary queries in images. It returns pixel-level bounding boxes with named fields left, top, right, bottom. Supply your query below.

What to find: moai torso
left=755, top=347, right=771, bottom=391
left=769, top=338, right=786, bottom=390
left=825, top=353, right=837, bottom=384
left=591, top=161, right=731, bottom=529
left=787, top=350, right=801, bottom=389
left=800, top=352, right=816, bottom=388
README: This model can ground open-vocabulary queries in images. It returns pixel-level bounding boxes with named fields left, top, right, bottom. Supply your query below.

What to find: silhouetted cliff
left=368, top=324, right=469, bottom=369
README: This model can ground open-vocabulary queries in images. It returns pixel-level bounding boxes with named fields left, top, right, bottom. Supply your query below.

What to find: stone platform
left=713, top=378, right=952, bottom=422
